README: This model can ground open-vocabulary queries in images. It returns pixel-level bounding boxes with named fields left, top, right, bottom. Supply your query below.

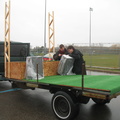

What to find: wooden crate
left=43, top=61, right=59, bottom=76
left=7, top=61, right=59, bottom=80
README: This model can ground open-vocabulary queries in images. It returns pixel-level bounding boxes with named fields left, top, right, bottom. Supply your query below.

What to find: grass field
left=83, top=54, right=120, bottom=69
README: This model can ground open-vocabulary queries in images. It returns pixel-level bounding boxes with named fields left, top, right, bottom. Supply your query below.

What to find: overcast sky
left=0, top=0, right=120, bottom=47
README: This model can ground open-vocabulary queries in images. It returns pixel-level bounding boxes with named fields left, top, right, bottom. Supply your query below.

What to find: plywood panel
left=9, top=61, right=59, bottom=80
left=43, top=61, right=59, bottom=76
left=10, top=62, right=26, bottom=80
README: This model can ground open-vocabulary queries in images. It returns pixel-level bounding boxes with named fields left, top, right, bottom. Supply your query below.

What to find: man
left=67, top=45, right=86, bottom=75
left=53, top=44, right=67, bottom=60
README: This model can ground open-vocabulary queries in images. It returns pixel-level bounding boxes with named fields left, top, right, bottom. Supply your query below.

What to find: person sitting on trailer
left=53, top=44, right=67, bottom=60
left=67, top=45, right=86, bottom=75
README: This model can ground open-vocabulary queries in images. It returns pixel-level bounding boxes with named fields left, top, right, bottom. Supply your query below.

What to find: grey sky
left=0, top=0, right=120, bottom=47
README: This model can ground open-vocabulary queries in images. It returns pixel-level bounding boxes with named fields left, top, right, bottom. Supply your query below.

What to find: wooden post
left=4, top=0, right=11, bottom=78
left=48, top=11, right=55, bottom=60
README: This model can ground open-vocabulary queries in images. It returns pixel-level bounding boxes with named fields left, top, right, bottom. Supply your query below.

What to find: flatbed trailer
left=2, top=74, right=120, bottom=120
left=1, top=3, right=119, bottom=119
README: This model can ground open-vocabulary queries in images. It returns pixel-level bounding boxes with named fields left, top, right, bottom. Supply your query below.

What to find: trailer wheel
left=92, top=98, right=110, bottom=105
left=52, top=91, right=79, bottom=120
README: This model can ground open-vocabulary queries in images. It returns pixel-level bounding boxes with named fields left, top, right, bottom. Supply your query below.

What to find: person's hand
left=58, top=54, right=62, bottom=56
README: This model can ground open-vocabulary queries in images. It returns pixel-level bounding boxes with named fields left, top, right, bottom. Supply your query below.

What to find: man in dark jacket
left=53, top=44, right=67, bottom=60
left=67, top=45, right=86, bottom=75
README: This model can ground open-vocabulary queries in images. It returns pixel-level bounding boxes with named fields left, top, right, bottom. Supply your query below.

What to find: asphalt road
left=0, top=72, right=120, bottom=120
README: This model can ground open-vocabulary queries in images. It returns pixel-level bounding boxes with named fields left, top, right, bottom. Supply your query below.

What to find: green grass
left=84, top=54, right=120, bottom=68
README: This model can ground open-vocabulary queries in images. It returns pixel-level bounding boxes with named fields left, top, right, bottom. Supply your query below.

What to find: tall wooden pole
left=4, top=0, right=11, bottom=78
left=48, top=11, right=55, bottom=60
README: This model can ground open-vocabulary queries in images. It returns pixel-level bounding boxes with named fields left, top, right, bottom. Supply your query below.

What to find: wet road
left=0, top=71, right=120, bottom=120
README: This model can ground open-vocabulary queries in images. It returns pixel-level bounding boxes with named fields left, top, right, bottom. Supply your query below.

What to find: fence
left=72, top=43, right=120, bottom=69
left=30, top=43, right=120, bottom=70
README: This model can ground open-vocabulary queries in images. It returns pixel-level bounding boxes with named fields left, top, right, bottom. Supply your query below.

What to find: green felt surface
left=26, top=75, right=120, bottom=95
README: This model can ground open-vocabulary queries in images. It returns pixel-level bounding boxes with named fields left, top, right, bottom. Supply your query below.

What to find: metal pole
left=44, top=0, right=47, bottom=54
left=89, top=8, right=91, bottom=47
left=81, top=63, right=85, bottom=95
left=89, top=7, right=93, bottom=67
left=36, top=64, right=38, bottom=83
left=119, top=48, right=120, bottom=70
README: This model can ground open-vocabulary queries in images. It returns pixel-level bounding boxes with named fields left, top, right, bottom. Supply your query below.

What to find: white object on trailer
left=26, top=56, right=44, bottom=80
left=57, top=55, right=75, bottom=75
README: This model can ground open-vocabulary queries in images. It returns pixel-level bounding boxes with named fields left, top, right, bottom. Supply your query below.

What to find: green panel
left=25, top=75, right=120, bottom=95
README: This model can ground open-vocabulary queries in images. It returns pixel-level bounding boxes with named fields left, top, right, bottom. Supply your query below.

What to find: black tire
left=52, top=91, right=79, bottom=120
left=92, top=98, right=110, bottom=105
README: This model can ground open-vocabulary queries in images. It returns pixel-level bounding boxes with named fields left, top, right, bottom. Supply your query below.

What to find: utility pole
left=89, top=7, right=93, bottom=67
left=44, top=0, right=47, bottom=54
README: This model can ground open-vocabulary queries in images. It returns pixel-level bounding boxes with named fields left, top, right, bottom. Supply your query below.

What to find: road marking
left=0, top=88, right=22, bottom=93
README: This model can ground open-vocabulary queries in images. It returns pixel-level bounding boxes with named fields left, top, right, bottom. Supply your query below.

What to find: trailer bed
left=2, top=74, right=120, bottom=119
left=25, top=75, right=120, bottom=95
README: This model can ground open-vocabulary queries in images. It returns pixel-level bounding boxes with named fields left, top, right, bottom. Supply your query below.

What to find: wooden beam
left=50, top=14, right=53, bottom=18
left=4, top=0, right=11, bottom=78
left=4, top=2, right=7, bottom=77
left=52, top=11, right=55, bottom=53
left=49, top=19, right=53, bottom=26
left=5, top=28, right=9, bottom=36
left=49, top=33, right=54, bottom=39
left=48, top=11, right=55, bottom=59
left=5, top=11, right=9, bottom=19
left=50, top=27, right=53, bottom=31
